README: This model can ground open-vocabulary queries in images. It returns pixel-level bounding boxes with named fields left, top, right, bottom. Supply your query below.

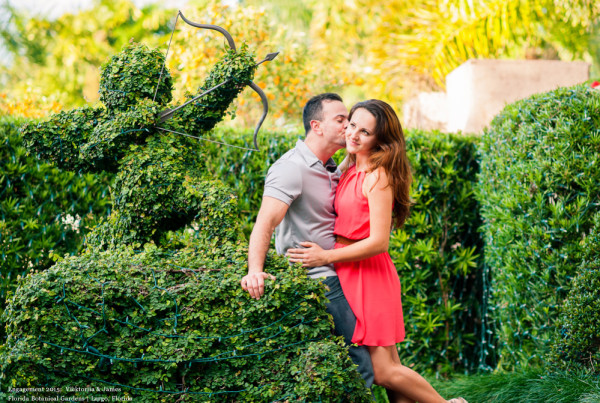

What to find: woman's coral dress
left=334, top=166, right=405, bottom=346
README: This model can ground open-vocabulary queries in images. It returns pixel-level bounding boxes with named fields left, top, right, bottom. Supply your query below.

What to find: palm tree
left=375, top=0, right=600, bottom=88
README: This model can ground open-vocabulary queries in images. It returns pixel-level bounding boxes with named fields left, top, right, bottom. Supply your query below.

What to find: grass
left=372, top=368, right=600, bottom=403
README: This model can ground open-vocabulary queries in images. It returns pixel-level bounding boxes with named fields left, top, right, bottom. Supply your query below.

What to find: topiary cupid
left=21, top=39, right=259, bottom=247
left=4, top=18, right=371, bottom=402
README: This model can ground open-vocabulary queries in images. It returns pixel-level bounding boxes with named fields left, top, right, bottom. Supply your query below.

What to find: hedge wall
left=393, top=131, right=484, bottom=375
left=0, top=117, right=110, bottom=305
left=2, top=119, right=484, bottom=378
left=478, top=84, right=600, bottom=370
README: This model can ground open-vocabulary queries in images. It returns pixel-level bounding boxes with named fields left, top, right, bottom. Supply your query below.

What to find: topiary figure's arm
left=21, top=106, right=105, bottom=172
left=162, top=44, right=257, bottom=136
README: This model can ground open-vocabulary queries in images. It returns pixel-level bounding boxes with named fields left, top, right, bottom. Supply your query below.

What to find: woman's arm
left=286, top=168, right=393, bottom=267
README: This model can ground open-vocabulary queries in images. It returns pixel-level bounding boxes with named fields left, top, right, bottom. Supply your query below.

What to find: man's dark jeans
left=322, top=276, right=374, bottom=388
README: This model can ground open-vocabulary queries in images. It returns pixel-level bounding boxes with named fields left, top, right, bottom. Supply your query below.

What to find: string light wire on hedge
left=11, top=265, right=335, bottom=399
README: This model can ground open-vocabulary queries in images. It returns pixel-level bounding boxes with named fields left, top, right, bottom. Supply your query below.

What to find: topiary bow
left=21, top=10, right=279, bottom=248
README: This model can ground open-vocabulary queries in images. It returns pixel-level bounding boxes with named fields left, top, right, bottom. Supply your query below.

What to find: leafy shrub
left=477, top=84, right=600, bottom=369
left=0, top=117, right=110, bottom=305
left=0, top=183, right=370, bottom=402
left=392, top=130, right=483, bottom=375
left=550, top=212, right=600, bottom=372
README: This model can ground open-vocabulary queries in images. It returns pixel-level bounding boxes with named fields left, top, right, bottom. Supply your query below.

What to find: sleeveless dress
left=334, top=166, right=405, bottom=346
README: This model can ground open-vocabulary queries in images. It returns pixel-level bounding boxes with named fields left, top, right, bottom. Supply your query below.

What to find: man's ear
left=310, top=119, right=321, bottom=135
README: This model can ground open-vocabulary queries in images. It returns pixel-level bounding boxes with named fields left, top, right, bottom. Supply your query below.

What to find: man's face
left=318, top=100, right=348, bottom=148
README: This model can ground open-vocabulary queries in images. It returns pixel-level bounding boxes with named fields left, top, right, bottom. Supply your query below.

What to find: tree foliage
left=244, top=0, right=600, bottom=106
left=0, top=0, right=334, bottom=129
left=0, top=0, right=174, bottom=108
left=2, top=0, right=598, bottom=123
left=376, top=0, right=600, bottom=87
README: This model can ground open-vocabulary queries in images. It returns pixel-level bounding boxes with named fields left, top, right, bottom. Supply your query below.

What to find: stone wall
left=403, top=59, right=590, bottom=134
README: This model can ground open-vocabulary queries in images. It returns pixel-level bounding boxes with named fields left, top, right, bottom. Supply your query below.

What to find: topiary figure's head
left=99, top=43, right=173, bottom=112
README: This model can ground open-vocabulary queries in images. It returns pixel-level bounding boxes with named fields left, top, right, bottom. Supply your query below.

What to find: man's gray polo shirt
left=263, top=139, right=339, bottom=278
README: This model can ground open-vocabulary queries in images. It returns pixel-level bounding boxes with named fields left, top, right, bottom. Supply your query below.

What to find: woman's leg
left=367, top=345, right=446, bottom=403
left=385, top=349, right=415, bottom=403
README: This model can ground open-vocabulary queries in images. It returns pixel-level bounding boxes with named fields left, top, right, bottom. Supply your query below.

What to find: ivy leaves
left=99, top=43, right=173, bottom=112
left=1, top=241, right=372, bottom=401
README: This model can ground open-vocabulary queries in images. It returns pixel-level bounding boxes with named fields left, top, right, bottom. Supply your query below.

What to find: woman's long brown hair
left=348, top=99, right=412, bottom=228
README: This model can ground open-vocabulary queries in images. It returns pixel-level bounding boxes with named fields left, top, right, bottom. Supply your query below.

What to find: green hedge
left=550, top=212, right=600, bottom=372
left=477, top=84, right=600, bottom=370
left=392, top=130, right=483, bottom=375
left=0, top=117, right=110, bottom=305
left=0, top=180, right=371, bottom=402
left=2, top=119, right=485, bottom=379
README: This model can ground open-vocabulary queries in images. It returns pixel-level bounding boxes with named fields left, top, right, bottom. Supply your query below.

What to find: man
left=241, top=93, right=374, bottom=387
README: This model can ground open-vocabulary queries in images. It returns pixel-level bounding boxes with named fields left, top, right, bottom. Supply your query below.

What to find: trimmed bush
left=0, top=117, right=110, bottom=305
left=550, top=212, right=600, bottom=372
left=0, top=214, right=370, bottom=401
left=477, top=84, right=600, bottom=369
left=3, top=113, right=486, bottom=379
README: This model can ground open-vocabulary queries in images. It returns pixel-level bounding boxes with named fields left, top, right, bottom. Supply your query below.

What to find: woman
left=287, top=100, right=466, bottom=403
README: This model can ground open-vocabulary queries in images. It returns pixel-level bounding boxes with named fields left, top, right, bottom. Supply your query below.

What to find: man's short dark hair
left=302, top=93, right=343, bottom=135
